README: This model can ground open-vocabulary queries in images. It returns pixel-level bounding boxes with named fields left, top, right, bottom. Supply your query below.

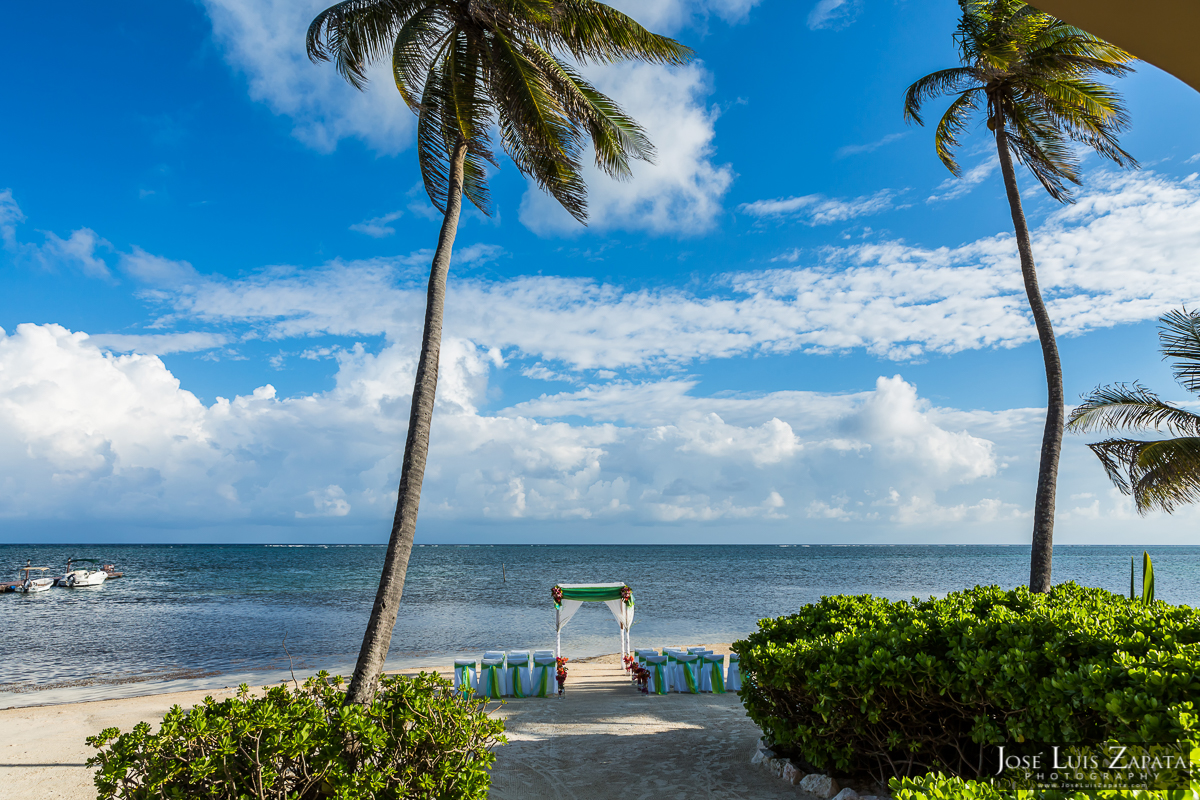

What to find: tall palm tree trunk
left=995, top=118, right=1064, bottom=594
left=347, top=139, right=469, bottom=704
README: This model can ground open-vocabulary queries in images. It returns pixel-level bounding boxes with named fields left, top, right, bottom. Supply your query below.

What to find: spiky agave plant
left=904, top=0, right=1138, bottom=592
left=307, top=0, right=691, bottom=703
left=1069, top=308, right=1200, bottom=517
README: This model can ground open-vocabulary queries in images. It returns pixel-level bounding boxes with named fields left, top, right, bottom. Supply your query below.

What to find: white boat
left=59, top=558, right=108, bottom=587
left=17, top=566, right=54, bottom=593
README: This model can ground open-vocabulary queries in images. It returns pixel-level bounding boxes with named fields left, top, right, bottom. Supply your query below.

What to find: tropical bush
left=889, top=772, right=1200, bottom=800
left=87, top=671, right=505, bottom=800
left=733, top=584, right=1200, bottom=781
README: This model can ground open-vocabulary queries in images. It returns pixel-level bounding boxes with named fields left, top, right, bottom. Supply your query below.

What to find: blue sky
left=4, top=0, right=1200, bottom=544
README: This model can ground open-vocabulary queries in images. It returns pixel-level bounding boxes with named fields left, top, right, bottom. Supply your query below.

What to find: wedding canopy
left=552, top=583, right=635, bottom=660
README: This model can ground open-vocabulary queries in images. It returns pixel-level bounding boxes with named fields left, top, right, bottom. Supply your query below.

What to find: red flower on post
left=555, top=656, right=569, bottom=694
left=551, top=585, right=563, bottom=606
left=620, top=585, right=632, bottom=605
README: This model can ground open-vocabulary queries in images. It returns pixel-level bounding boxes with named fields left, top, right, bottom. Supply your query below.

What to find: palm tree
left=903, top=0, right=1137, bottom=592
left=307, top=0, right=691, bottom=703
left=1067, top=308, right=1200, bottom=514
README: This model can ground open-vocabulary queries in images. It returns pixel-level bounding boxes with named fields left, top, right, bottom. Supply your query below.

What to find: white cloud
left=3, top=319, right=1198, bottom=539
left=807, top=0, right=860, bottom=30
left=134, top=171, right=1200, bottom=365
left=0, top=324, right=1002, bottom=529
left=87, top=332, right=231, bottom=355
left=120, top=247, right=201, bottom=286
left=519, top=62, right=733, bottom=237
left=604, top=0, right=761, bottom=34
left=739, top=189, right=897, bottom=225
left=350, top=210, right=403, bottom=238
left=928, top=158, right=999, bottom=203
left=0, top=189, right=25, bottom=249
left=39, top=229, right=113, bottom=280
left=201, top=0, right=415, bottom=154
left=836, top=132, right=909, bottom=158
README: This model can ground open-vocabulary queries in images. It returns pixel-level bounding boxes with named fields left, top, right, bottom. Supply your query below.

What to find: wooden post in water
left=502, top=563, right=506, bottom=582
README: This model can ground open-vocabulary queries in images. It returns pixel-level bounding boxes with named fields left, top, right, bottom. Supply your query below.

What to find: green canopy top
left=559, top=585, right=625, bottom=602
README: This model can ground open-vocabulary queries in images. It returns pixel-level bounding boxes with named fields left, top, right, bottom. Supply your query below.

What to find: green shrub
left=889, top=772, right=1200, bottom=800
left=732, top=584, right=1200, bottom=781
left=87, top=671, right=505, bottom=800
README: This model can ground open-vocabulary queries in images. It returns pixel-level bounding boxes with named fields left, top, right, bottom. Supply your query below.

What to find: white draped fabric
left=554, top=582, right=635, bottom=662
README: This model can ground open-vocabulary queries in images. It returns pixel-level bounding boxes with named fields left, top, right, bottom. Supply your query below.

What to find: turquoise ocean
left=2, top=544, right=1195, bottom=708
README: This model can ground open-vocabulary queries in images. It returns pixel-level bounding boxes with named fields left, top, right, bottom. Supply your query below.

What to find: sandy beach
left=1, top=646, right=806, bottom=799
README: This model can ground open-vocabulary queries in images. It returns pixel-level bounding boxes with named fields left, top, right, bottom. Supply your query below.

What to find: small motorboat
left=17, top=566, right=54, bottom=593
left=59, top=558, right=109, bottom=587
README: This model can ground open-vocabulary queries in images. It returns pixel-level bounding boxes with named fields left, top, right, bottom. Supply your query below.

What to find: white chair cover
left=479, top=658, right=507, bottom=698
left=531, top=655, right=556, bottom=697
left=483, top=650, right=507, bottom=666
left=453, top=659, right=477, bottom=698
left=701, top=654, right=726, bottom=693
left=533, top=649, right=554, bottom=659
left=727, top=653, right=742, bottom=691
left=643, top=655, right=668, bottom=695
left=675, top=654, right=701, bottom=693
left=508, top=651, right=533, bottom=698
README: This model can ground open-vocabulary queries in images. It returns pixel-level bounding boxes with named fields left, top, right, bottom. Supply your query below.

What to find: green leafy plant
left=86, top=671, right=505, bottom=800
left=1133, top=552, right=1156, bottom=602
left=904, top=0, right=1138, bottom=592
left=733, top=584, right=1200, bottom=782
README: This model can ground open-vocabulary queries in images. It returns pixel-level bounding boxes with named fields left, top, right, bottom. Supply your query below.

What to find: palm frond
left=1088, top=437, right=1200, bottom=514
left=933, top=89, right=982, bottom=176
left=308, top=0, right=426, bottom=90
left=1067, top=382, right=1200, bottom=436
left=487, top=28, right=589, bottom=221
left=544, top=0, right=693, bottom=66
left=391, top=5, right=451, bottom=110
left=903, top=68, right=978, bottom=127
left=525, top=45, right=653, bottom=179
left=1159, top=308, right=1200, bottom=394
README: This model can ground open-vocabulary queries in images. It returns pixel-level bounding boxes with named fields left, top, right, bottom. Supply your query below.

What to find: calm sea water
left=2, top=544, right=1196, bottom=708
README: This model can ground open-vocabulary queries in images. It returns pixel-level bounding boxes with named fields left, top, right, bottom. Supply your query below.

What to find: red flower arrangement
left=555, top=656, right=569, bottom=694
left=620, top=585, right=632, bottom=605
left=623, top=653, right=635, bottom=672
left=551, top=585, right=563, bottom=606
left=631, top=663, right=650, bottom=693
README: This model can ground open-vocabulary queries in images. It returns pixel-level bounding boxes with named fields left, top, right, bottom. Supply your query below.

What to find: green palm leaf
left=1159, top=307, right=1200, bottom=394
left=904, top=0, right=1136, bottom=204
left=1070, top=309, right=1200, bottom=516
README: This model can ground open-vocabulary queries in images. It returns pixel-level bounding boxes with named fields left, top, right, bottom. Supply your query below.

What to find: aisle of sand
left=1, top=647, right=800, bottom=799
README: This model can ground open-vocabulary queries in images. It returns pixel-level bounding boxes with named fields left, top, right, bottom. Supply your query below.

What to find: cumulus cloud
left=739, top=189, right=897, bottom=225
left=201, top=0, right=415, bottom=154
left=519, top=62, right=733, bottom=237
left=0, top=323, right=1005, bottom=529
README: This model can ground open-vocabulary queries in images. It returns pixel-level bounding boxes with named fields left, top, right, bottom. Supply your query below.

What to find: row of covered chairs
left=453, top=650, right=558, bottom=699
left=633, top=647, right=741, bottom=695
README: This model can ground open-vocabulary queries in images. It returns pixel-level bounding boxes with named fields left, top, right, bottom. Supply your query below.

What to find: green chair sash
left=708, top=659, right=725, bottom=693
left=481, top=661, right=504, bottom=699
